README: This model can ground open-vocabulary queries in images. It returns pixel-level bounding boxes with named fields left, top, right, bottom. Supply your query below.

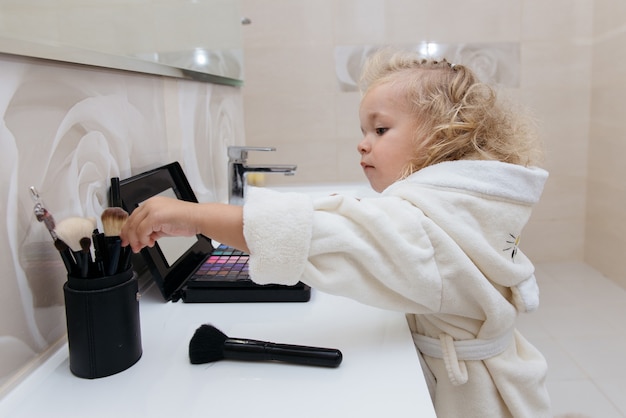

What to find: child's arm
left=120, top=195, right=248, bottom=254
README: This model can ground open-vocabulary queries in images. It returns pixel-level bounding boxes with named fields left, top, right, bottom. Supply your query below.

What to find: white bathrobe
left=243, top=160, right=552, bottom=418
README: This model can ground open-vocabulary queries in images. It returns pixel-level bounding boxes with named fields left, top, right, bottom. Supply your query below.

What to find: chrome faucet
left=228, top=146, right=297, bottom=205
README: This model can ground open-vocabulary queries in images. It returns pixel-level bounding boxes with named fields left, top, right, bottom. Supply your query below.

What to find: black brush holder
left=63, top=268, right=142, bottom=379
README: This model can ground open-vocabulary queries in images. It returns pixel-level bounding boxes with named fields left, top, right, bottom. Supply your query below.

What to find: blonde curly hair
left=358, top=48, right=544, bottom=178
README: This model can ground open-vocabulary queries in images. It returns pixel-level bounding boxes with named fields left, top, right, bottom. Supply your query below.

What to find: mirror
left=0, top=0, right=244, bottom=85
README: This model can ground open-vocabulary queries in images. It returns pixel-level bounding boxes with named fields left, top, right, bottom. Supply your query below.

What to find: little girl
left=121, top=48, right=552, bottom=417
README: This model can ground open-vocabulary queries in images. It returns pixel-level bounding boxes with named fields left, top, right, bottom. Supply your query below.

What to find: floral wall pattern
left=0, top=53, right=244, bottom=393
left=334, top=42, right=520, bottom=92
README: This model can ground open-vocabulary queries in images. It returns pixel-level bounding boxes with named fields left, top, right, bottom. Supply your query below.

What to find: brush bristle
left=53, top=238, right=69, bottom=252
left=53, top=238, right=76, bottom=274
left=189, top=324, right=229, bottom=364
left=55, top=217, right=97, bottom=252
left=79, top=237, right=91, bottom=252
left=101, top=207, right=129, bottom=237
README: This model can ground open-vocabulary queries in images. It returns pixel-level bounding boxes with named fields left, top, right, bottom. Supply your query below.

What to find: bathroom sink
left=268, top=182, right=377, bottom=199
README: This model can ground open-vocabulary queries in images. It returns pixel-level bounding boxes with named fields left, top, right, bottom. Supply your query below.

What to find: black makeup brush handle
left=104, top=236, right=121, bottom=276
left=71, top=251, right=87, bottom=278
left=92, top=232, right=107, bottom=276
left=223, top=339, right=342, bottom=368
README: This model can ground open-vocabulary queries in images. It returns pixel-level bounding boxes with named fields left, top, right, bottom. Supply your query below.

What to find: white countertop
left=0, top=282, right=436, bottom=417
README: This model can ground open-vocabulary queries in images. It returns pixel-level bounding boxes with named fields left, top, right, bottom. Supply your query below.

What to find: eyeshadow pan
left=190, top=244, right=250, bottom=283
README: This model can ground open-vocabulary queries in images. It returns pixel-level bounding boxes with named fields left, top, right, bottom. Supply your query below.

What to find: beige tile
left=336, top=136, right=365, bottom=182
left=241, top=0, right=334, bottom=48
left=593, top=0, right=626, bottom=36
left=590, top=85, right=626, bottom=131
left=529, top=337, right=586, bottom=380
left=547, top=379, right=623, bottom=418
left=595, top=378, right=626, bottom=416
left=520, top=42, right=592, bottom=90
left=586, top=183, right=626, bottom=229
left=541, top=129, right=588, bottom=177
left=587, top=137, right=626, bottom=190
left=520, top=88, right=590, bottom=177
left=243, top=93, right=336, bottom=144
left=536, top=260, right=604, bottom=283
left=522, top=0, right=593, bottom=41
left=520, top=86, right=586, bottom=145
left=333, top=0, right=386, bottom=45
left=248, top=138, right=341, bottom=185
left=522, top=218, right=585, bottom=261
left=333, top=91, right=361, bottom=139
left=334, top=4, right=523, bottom=59
left=564, top=336, right=626, bottom=379
left=585, top=182, right=626, bottom=286
left=584, top=239, right=626, bottom=290
left=385, top=0, right=523, bottom=43
left=530, top=262, right=626, bottom=416
left=591, top=31, right=626, bottom=87
left=539, top=303, right=622, bottom=339
left=243, top=46, right=336, bottom=97
left=383, top=0, right=434, bottom=43
left=533, top=174, right=587, bottom=221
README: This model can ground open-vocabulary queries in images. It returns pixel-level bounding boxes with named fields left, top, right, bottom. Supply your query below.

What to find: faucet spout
left=240, top=164, right=297, bottom=174
left=227, top=146, right=297, bottom=205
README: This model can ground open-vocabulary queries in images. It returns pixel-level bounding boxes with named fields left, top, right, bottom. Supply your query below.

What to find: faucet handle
left=228, top=146, right=276, bottom=161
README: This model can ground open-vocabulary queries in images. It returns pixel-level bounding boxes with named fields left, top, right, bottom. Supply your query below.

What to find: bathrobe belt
left=412, top=328, right=515, bottom=386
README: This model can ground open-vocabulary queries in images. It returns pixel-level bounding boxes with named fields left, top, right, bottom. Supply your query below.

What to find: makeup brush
left=188, top=324, right=343, bottom=368
left=55, top=217, right=97, bottom=278
left=107, top=176, right=132, bottom=273
left=109, top=177, right=122, bottom=208
left=79, top=237, right=93, bottom=278
left=53, top=238, right=77, bottom=275
left=101, top=206, right=128, bottom=236
left=92, top=229, right=107, bottom=277
left=30, top=186, right=57, bottom=240
left=55, top=217, right=97, bottom=252
left=101, top=207, right=129, bottom=275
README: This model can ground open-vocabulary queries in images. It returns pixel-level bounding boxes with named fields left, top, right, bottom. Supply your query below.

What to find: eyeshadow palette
left=190, top=244, right=250, bottom=286
left=118, top=162, right=311, bottom=303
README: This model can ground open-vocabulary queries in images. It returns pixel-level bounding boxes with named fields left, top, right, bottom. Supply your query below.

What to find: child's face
left=358, top=83, right=418, bottom=192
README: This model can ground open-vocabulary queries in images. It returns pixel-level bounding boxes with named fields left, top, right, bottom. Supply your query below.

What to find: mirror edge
left=0, top=36, right=244, bottom=87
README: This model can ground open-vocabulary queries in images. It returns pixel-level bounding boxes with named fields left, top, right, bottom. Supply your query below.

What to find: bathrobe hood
left=384, top=160, right=548, bottom=311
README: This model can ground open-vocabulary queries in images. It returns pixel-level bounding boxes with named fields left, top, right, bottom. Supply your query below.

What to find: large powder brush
left=189, top=324, right=342, bottom=368
left=55, top=217, right=97, bottom=252
left=55, top=217, right=97, bottom=277
left=101, top=207, right=128, bottom=237
left=100, top=206, right=129, bottom=275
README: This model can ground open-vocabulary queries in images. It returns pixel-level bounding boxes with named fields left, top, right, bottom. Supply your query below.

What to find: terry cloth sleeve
left=243, top=186, right=444, bottom=313
left=242, top=187, right=314, bottom=285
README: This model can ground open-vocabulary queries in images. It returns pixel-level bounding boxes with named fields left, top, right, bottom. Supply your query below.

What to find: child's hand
left=120, top=196, right=199, bottom=253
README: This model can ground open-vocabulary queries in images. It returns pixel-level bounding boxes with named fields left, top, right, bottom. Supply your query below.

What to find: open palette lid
left=118, top=162, right=214, bottom=300
left=118, top=162, right=311, bottom=303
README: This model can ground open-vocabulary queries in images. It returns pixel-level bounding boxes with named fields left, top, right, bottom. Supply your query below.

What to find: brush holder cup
left=63, top=268, right=142, bottom=379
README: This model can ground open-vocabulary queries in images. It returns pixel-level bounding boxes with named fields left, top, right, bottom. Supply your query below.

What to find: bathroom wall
left=240, top=0, right=595, bottom=266
left=2, top=0, right=624, bottom=401
left=0, top=52, right=244, bottom=394
left=587, top=0, right=626, bottom=288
